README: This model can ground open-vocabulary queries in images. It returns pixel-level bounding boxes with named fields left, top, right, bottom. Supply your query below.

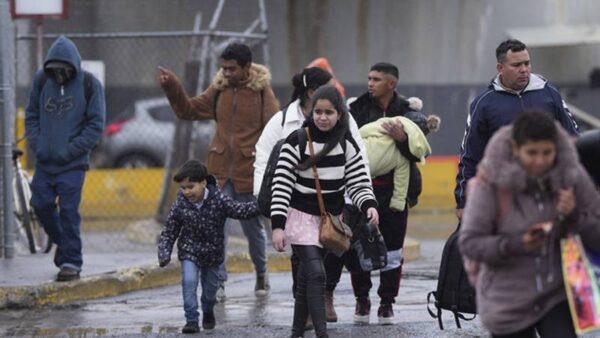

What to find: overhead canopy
left=506, top=25, right=600, bottom=47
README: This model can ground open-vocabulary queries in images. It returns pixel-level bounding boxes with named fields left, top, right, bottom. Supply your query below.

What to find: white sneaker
left=216, top=285, right=226, bottom=303
left=353, top=298, right=371, bottom=324
left=377, top=304, right=394, bottom=325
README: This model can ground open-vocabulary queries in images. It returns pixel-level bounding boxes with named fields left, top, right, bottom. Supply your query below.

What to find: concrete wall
left=16, top=0, right=600, bottom=87
left=12, top=0, right=600, bottom=156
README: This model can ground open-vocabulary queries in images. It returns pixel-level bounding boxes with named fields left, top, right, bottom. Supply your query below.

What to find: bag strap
left=426, top=291, right=445, bottom=330
left=306, top=127, right=327, bottom=217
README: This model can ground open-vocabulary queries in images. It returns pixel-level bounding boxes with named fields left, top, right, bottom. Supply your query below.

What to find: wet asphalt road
left=3, top=239, right=599, bottom=337
left=0, top=240, right=492, bottom=337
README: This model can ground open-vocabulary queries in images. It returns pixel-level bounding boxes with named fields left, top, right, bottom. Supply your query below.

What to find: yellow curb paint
left=0, top=236, right=420, bottom=309
left=73, top=155, right=459, bottom=221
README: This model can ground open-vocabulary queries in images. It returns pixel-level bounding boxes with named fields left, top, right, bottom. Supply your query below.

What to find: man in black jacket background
left=324, top=62, right=422, bottom=325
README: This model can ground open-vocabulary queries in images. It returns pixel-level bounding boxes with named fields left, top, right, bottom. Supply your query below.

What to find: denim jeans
left=30, top=168, right=85, bottom=270
left=181, top=260, right=219, bottom=322
left=218, top=180, right=267, bottom=284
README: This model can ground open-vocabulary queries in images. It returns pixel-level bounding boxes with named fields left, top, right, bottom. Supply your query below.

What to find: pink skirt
left=284, top=208, right=322, bottom=247
left=284, top=208, right=343, bottom=247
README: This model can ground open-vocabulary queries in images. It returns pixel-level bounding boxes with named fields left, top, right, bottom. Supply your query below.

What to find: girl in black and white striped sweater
left=270, top=85, right=379, bottom=338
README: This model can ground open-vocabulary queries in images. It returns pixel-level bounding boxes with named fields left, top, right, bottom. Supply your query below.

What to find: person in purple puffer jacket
left=158, top=160, right=259, bottom=334
left=459, top=110, right=600, bottom=337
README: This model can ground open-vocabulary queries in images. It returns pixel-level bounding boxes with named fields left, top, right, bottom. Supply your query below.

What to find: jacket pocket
left=209, top=144, right=226, bottom=155
left=36, top=141, right=51, bottom=163
left=207, top=143, right=227, bottom=173
left=237, top=148, right=256, bottom=180
left=240, top=147, right=256, bottom=159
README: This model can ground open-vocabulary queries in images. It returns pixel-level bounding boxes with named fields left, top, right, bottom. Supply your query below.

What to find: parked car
left=92, top=97, right=215, bottom=168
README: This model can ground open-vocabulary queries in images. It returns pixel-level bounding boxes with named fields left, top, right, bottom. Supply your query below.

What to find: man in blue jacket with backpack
left=455, top=39, right=579, bottom=220
left=25, top=35, right=105, bottom=281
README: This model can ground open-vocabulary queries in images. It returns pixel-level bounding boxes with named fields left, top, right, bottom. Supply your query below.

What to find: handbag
left=560, top=233, right=600, bottom=335
left=343, top=205, right=387, bottom=273
left=305, top=128, right=353, bottom=254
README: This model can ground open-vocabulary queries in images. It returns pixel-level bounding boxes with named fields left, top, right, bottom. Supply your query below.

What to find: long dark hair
left=289, top=67, right=333, bottom=108
left=296, top=85, right=349, bottom=170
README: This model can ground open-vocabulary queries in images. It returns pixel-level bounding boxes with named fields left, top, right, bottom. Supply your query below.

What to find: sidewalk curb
left=0, top=262, right=180, bottom=309
left=0, top=238, right=419, bottom=309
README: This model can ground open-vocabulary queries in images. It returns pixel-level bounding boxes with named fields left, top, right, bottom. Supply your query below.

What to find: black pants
left=350, top=183, right=408, bottom=304
left=291, top=245, right=327, bottom=338
left=324, top=250, right=347, bottom=292
left=491, top=301, right=576, bottom=338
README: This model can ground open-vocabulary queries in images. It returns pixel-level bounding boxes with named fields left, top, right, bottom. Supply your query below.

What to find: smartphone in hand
left=530, top=228, right=547, bottom=240
left=530, top=221, right=553, bottom=240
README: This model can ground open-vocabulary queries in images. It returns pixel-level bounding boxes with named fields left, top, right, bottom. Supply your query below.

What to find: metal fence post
left=1, top=0, right=17, bottom=259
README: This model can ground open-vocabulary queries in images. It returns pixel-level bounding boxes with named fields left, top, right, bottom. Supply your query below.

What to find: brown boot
left=325, top=290, right=338, bottom=322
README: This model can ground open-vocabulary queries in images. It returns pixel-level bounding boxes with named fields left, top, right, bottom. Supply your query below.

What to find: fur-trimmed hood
left=478, top=122, right=580, bottom=194
left=212, top=63, right=272, bottom=91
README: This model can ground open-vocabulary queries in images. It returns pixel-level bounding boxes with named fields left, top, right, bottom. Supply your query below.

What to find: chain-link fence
left=12, top=0, right=270, bottom=253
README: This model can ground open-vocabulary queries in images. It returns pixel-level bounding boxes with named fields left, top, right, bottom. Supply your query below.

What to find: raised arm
left=157, top=66, right=218, bottom=121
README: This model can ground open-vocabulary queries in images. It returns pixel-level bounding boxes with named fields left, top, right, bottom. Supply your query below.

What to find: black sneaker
left=56, top=266, right=80, bottom=282
left=353, top=297, right=370, bottom=324
left=181, top=321, right=199, bottom=334
left=377, top=304, right=394, bottom=325
left=202, top=311, right=216, bottom=330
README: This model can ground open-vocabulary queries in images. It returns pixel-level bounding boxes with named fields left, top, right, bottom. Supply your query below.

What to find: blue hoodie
left=454, top=73, right=579, bottom=209
left=25, top=35, right=105, bottom=174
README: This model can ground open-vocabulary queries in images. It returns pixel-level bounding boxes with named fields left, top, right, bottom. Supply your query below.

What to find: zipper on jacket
left=516, top=93, right=526, bottom=110
left=228, top=88, right=238, bottom=179
left=60, top=85, right=64, bottom=96
left=532, top=182, right=547, bottom=294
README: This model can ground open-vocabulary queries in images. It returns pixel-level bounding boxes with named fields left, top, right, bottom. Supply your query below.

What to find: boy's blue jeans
left=181, top=260, right=219, bottom=322
left=218, top=180, right=267, bottom=284
left=30, top=168, right=85, bottom=271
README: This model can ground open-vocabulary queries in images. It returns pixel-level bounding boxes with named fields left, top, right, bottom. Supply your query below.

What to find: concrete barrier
left=78, top=155, right=459, bottom=219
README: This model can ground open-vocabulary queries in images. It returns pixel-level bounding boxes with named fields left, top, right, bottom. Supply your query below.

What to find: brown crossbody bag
left=305, top=127, right=353, bottom=253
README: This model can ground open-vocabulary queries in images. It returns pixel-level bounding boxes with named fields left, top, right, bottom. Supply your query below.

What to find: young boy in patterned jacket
left=158, top=160, right=259, bottom=334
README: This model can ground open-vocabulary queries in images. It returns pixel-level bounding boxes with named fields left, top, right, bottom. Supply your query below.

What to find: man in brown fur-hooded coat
left=159, top=44, right=279, bottom=192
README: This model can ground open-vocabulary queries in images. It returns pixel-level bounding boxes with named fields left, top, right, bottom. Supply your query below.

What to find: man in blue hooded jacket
left=25, top=35, right=105, bottom=281
left=454, top=39, right=579, bottom=220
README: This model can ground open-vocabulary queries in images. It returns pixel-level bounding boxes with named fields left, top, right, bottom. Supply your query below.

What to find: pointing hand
left=157, top=66, right=174, bottom=86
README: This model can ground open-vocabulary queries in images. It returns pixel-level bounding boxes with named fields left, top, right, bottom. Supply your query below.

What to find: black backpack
left=38, top=70, right=94, bottom=104
left=257, top=105, right=294, bottom=217
left=427, top=224, right=477, bottom=329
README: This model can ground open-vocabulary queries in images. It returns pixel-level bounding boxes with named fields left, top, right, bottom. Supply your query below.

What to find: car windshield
left=109, top=104, right=135, bottom=124
left=149, top=105, right=177, bottom=122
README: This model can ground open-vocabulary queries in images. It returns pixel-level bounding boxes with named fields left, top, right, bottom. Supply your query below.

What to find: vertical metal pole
left=257, top=0, right=271, bottom=69
left=1, top=0, right=17, bottom=258
left=36, top=19, right=44, bottom=71
left=155, top=12, right=204, bottom=223
left=196, top=0, right=225, bottom=93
